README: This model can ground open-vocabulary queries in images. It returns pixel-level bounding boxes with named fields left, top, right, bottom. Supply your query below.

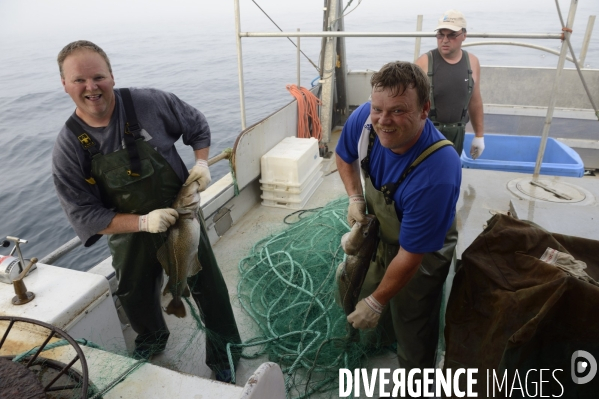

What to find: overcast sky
left=1, top=0, right=597, bottom=82
left=2, top=0, right=597, bottom=37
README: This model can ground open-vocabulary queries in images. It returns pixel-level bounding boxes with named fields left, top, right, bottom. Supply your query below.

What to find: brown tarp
left=444, top=214, right=599, bottom=398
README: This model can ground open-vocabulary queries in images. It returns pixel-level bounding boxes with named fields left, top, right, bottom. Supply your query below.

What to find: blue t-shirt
left=336, top=102, right=461, bottom=253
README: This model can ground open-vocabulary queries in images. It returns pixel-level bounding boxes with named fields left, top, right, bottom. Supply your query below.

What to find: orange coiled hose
left=286, top=84, right=322, bottom=141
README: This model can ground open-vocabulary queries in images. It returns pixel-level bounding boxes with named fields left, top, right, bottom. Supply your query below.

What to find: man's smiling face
left=61, top=49, right=115, bottom=127
left=370, top=85, right=429, bottom=155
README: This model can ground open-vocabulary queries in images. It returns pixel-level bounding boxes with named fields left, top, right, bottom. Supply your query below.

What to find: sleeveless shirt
left=431, top=48, right=470, bottom=123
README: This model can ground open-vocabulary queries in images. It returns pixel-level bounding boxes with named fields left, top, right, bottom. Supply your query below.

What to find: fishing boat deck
left=30, top=124, right=597, bottom=397
left=2, top=122, right=597, bottom=399
left=204, top=129, right=599, bottom=389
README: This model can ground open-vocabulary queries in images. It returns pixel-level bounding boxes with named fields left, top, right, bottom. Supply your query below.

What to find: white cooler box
left=260, top=137, right=323, bottom=209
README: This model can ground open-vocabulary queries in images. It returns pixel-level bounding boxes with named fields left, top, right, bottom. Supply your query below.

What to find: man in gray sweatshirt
left=52, top=40, right=240, bottom=382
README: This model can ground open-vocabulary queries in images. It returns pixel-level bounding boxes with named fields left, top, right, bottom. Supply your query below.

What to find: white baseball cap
left=435, top=10, right=467, bottom=31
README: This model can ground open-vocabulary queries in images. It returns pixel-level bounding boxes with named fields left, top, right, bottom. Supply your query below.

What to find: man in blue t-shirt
left=336, top=61, right=461, bottom=372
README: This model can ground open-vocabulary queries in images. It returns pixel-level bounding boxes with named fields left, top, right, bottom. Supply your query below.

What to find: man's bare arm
left=371, top=247, right=424, bottom=305
left=415, top=54, right=428, bottom=73
left=468, top=53, right=484, bottom=137
left=193, top=147, right=209, bottom=161
left=99, top=214, right=140, bottom=234
left=336, top=153, right=363, bottom=197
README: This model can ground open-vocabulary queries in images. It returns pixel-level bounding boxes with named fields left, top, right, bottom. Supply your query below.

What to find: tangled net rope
left=236, top=197, right=382, bottom=398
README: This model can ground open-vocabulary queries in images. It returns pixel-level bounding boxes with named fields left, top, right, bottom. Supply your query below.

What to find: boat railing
left=234, top=0, right=596, bottom=173
left=37, top=150, right=233, bottom=265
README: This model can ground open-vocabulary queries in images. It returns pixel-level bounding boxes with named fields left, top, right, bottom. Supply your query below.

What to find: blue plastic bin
left=460, top=133, right=584, bottom=177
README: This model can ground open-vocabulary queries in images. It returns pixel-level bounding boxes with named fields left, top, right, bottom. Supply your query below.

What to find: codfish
left=157, top=181, right=203, bottom=318
left=336, top=215, right=379, bottom=316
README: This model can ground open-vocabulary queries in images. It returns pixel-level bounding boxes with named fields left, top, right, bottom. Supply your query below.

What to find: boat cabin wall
left=198, top=87, right=323, bottom=244
left=481, top=67, right=599, bottom=110
left=345, top=67, right=599, bottom=112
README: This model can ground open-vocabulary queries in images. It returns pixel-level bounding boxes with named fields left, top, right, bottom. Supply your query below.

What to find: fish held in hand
left=336, top=214, right=379, bottom=316
left=157, top=181, right=203, bottom=318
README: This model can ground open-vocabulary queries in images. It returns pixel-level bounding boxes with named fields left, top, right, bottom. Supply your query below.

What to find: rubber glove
left=184, top=159, right=211, bottom=191
left=470, top=136, right=485, bottom=160
left=347, top=194, right=368, bottom=227
left=139, top=208, right=179, bottom=233
left=347, top=295, right=383, bottom=329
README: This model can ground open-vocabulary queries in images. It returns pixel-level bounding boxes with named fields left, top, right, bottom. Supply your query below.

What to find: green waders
left=69, top=89, right=242, bottom=370
left=90, top=138, right=241, bottom=369
left=359, top=177, right=457, bottom=371
left=357, top=130, right=458, bottom=374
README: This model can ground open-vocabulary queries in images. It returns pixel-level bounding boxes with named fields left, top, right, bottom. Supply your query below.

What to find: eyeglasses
left=436, top=31, right=464, bottom=40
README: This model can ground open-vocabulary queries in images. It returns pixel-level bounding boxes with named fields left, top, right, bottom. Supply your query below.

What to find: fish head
left=361, top=215, right=379, bottom=241
left=173, top=181, right=201, bottom=211
left=341, top=215, right=379, bottom=255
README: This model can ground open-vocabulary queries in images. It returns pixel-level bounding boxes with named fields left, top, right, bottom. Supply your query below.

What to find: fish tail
left=165, top=297, right=187, bottom=318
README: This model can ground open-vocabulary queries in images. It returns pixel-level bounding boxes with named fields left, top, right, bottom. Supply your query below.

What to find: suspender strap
left=383, top=137, right=454, bottom=205
left=359, top=129, right=377, bottom=178
left=119, top=88, right=142, bottom=177
left=361, top=126, right=454, bottom=204
left=66, top=116, right=100, bottom=185
left=120, top=88, right=142, bottom=137
left=65, top=88, right=144, bottom=183
left=427, top=50, right=473, bottom=123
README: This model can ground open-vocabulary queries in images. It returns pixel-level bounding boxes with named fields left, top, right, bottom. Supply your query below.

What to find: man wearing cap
left=416, top=9, right=485, bottom=159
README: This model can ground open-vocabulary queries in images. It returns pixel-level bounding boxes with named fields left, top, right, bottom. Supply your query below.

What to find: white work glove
left=347, top=295, right=384, bottom=329
left=139, top=208, right=179, bottom=233
left=184, top=159, right=211, bottom=191
left=470, top=136, right=485, bottom=160
left=347, top=194, right=368, bottom=227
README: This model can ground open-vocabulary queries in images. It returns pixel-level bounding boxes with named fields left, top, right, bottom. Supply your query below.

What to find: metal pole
left=234, top=0, right=247, bottom=130
left=532, top=0, right=578, bottom=180
left=319, top=0, right=341, bottom=144
left=297, top=28, right=301, bottom=87
left=579, top=15, right=596, bottom=67
left=414, top=15, right=423, bottom=63
left=39, top=237, right=82, bottom=265
left=463, top=41, right=575, bottom=63
left=208, top=150, right=231, bottom=166
left=240, top=31, right=563, bottom=39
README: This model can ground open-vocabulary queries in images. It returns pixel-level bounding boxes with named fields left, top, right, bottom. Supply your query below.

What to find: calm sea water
left=1, top=0, right=597, bottom=271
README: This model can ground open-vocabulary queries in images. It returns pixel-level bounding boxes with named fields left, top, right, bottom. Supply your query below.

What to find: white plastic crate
left=261, top=175, right=324, bottom=209
left=260, top=137, right=321, bottom=187
left=261, top=171, right=323, bottom=202
left=260, top=158, right=323, bottom=193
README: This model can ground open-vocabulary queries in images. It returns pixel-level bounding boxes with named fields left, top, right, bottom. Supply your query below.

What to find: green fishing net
left=2, top=197, right=388, bottom=399
left=235, top=197, right=383, bottom=398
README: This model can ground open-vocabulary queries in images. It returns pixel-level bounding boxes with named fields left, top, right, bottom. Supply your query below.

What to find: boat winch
left=0, top=237, right=37, bottom=284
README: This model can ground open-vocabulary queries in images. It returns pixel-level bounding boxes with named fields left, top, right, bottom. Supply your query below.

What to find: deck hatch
left=213, top=207, right=233, bottom=237
left=508, top=178, right=589, bottom=203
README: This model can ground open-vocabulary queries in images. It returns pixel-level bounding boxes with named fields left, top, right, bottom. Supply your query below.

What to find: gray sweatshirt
left=52, top=87, right=210, bottom=247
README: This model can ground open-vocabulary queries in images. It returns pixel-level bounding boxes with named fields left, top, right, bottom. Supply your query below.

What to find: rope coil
left=286, top=85, right=322, bottom=141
